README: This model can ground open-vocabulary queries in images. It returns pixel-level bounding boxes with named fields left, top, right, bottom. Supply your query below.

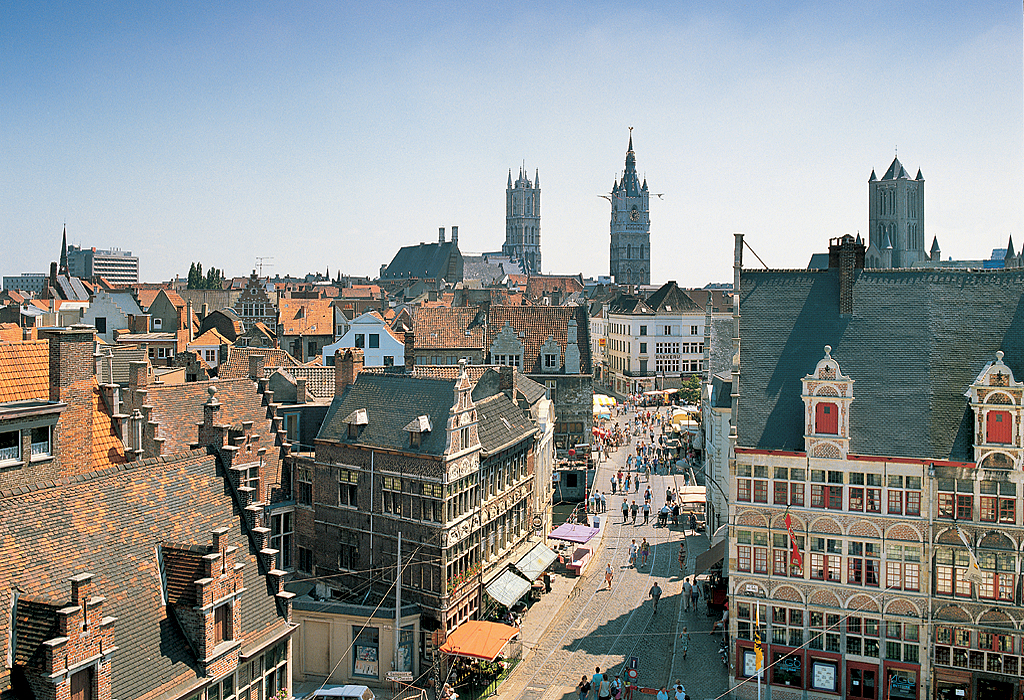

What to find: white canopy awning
left=514, top=543, right=557, bottom=581
left=485, top=568, right=531, bottom=608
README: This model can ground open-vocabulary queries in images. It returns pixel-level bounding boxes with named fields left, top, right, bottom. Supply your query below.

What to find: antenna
left=255, top=256, right=274, bottom=277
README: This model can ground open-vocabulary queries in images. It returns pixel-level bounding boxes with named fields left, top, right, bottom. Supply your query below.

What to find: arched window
left=639, top=245, right=645, bottom=260
left=627, top=244, right=632, bottom=259
left=987, top=410, right=1012, bottom=444
left=815, top=402, right=839, bottom=435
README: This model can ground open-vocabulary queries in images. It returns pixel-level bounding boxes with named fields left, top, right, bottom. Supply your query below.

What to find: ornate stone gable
left=966, top=350, right=1024, bottom=470
left=444, top=361, right=481, bottom=459
left=489, top=323, right=525, bottom=368
left=538, top=336, right=562, bottom=373
left=801, top=346, right=854, bottom=459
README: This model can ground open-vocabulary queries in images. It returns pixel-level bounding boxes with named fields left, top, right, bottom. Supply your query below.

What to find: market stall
left=441, top=621, right=522, bottom=695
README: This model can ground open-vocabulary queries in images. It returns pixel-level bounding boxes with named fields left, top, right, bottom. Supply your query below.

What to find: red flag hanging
left=786, top=512, right=803, bottom=568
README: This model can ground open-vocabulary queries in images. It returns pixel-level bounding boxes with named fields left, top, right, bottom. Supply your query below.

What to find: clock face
left=630, top=208, right=640, bottom=222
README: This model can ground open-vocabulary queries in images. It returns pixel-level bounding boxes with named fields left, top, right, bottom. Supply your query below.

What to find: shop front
left=935, top=668, right=971, bottom=700
left=882, top=662, right=919, bottom=700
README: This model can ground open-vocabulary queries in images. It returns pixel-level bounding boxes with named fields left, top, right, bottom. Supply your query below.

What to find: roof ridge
left=0, top=447, right=212, bottom=499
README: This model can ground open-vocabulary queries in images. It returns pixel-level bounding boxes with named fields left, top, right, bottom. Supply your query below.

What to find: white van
left=305, top=686, right=375, bottom=700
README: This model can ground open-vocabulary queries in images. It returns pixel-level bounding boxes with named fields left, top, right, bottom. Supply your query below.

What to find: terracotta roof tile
left=278, top=298, right=333, bottom=336
left=0, top=340, right=50, bottom=402
left=219, top=347, right=301, bottom=379
left=486, top=305, right=592, bottom=374
left=413, top=307, right=486, bottom=349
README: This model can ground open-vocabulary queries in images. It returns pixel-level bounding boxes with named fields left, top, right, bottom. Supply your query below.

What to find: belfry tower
left=609, top=129, right=650, bottom=285
left=503, top=167, right=541, bottom=274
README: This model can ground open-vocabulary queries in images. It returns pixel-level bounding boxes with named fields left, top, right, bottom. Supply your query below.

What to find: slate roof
left=219, top=347, right=302, bottom=380
left=607, top=293, right=651, bottom=315
left=0, top=450, right=288, bottom=700
left=707, top=316, right=734, bottom=378
left=737, top=266, right=1024, bottom=460
left=486, top=305, right=593, bottom=375
left=318, top=374, right=457, bottom=456
left=881, top=156, right=908, bottom=180
left=274, top=365, right=335, bottom=400
left=643, top=281, right=703, bottom=313
left=0, top=340, right=49, bottom=402
left=380, top=241, right=461, bottom=281
left=413, top=307, right=486, bottom=349
left=96, top=345, right=147, bottom=386
left=279, top=298, right=334, bottom=336
left=474, top=392, right=536, bottom=455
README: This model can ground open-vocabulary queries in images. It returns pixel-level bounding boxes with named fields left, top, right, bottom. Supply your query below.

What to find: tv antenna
left=256, top=256, right=274, bottom=277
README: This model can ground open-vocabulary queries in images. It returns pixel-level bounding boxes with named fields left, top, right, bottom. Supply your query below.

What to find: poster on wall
left=354, top=644, right=378, bottom=677
left=811, top=661, right=838, bottom=692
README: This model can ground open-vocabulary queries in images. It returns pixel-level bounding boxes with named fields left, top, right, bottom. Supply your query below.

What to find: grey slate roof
left=318, top=374, right=457, bottom=455
left=380, top=241, right=461, bottom=281
left=737, top=266, right=1024, bottom=461
left=645, top=281, right=702, bottom=313
left=475, top=392, right=536, bottom=455
left=706, top=316, right=734, bottom=378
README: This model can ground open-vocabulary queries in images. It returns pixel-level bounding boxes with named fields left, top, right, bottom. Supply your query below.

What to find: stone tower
left=503, top=167, right=542, bottom=274
left=865, top=156, right=925, bottom=268
left=609, top=130, right=650, bottom=285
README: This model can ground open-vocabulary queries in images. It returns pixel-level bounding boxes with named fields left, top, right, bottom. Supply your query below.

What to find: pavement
left=491, top=404, right=734, bottom=700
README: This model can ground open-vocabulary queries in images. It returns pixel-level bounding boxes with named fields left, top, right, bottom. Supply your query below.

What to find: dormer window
left=404, top=415, right=432, bottom=449
left=344, top=409, right=369, bottom=439
left=213, top=603, right=232, bottom=645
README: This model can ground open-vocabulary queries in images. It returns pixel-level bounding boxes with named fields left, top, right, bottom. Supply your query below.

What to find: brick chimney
left=39, top=325, right=96, bottom=403
left=499, top=365, right=517, bottom=398
left=248, top=354, right=266, bottom=380
left=334, top=348, right=364, bottom=396
left=128, top=360, right=149, bottom=392
left=828, top=234, right=866, bottom=316
left=404, top=331, right=416, bottom=373
left=128, top=314, right=151, bottom=334
left=295, top=377, right=307, bottom=404
left=439, top=227, right=446, bottom=244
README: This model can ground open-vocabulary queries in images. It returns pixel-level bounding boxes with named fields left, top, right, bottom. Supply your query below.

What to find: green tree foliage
left=186, top=262, right=224, bottom=289
left=680, top=373, right=702, bottom=405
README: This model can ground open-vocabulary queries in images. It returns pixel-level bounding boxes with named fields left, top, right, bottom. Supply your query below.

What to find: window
left=815, top=402, right=838, bottom=434
left=153, top=317, right=163, bottom=329
left=383, top=356, right=394, bottom=366
left=338, top=536, right=359, bottom=570
left=987, top=410, right=1012, bottom=443
left=307, top=341, right=317, bottom=358
left=736, top=530, right=768, bottom=574
left=243, top=465, right=260, bottom=502
left=772, top=650, right=803, bottom=687
left=847, top=541, right=880, bottom=586
left=639, top=342, right=647, bottom=354
left=298, top=546, right=313, bottom=573
left=1, top=430, right=21, bottom=463
left=338, top=469, right=359, bottom=506
left=773, top=532, right=804, bottom=577
left=936, top=549, right=974, bottom=597
left=546, top=380, right=557, bottom=402
left=664, top=325, right=672, bottom=335
left=214, top=603, right=232, bottom=645
left=639, top=325, right=647, bottom=336
left=354, top=334, right=365, bottom=348
left=368, top=334, right=379, bottom=349
left=810, top=538, right=841, bottom=581
left=885, top=544, right=920, bottom=591
left=979, top=480, right=1015, bottom=523
left=937, top=479, right=974, bottom=520
left=809, top=611, right=842, bottom=653
left=270, top=511, right=293, bottom=569
left=810, top=470, right=843, bottom=509
left=94, top=316, right=107, bottom=334
left=383, top=476, right=403, bottom=514
left=885, top=622, right=919, bottom=664
left=544, top=353, right=559, bottom=368
left=690, top=325, right=698, bottom=335
left=30, top=426, right=51, bottom=458
left=205, top=349, right=217, bottom=362
left=887, top=475, right=921, bottom=515
left=847, top=666, right=875, bottom=698
left=843, top=616, right=879, bottom=657
left=977, top=550, right=1015, bottom=601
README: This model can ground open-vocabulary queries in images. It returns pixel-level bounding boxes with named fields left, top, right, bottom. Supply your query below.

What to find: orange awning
left=439, top=620, right=519, bottom=661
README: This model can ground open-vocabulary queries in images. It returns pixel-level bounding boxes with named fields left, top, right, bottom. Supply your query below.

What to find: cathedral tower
left=865, top=156, right=925, bottom=268
left=609, top=130, right=650, bottom=285
left=503, top=167, right=541, bottom=274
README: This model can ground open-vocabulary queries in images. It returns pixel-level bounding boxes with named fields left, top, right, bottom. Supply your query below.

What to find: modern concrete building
left=66, top=244, right=139, bottom=284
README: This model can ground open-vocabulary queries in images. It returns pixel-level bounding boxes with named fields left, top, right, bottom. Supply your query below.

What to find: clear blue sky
left=2, top=1, right=1021, bottom=286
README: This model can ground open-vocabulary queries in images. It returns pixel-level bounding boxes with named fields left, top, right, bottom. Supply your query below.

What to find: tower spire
left=59, top=224, right=68, bottom=276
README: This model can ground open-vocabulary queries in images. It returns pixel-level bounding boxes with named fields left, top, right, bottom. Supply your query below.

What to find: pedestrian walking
left=634, top=477, right=640, bottom=493
left=578, top=676, right=592, bottom=700
left=593, top=668, right=604, bottom=690
left=674, top=682, right=686, bottom=700
left=657, top=688, right=669, bottom=700
left=688, top=513, right=696, bottom=532
left=678, top=542, right=687, bottom=571
left=640, top=537, right=650, bottom=566
left=645, top=465, right=651, bottom=482
left=678, top=626, right=689, bottom=659
left=612, top=675, right=623, bottom=699
left=611, top=476, right=617, bottom=494
left=630, top=500, right=639, bottom=525
left=649, top=581, right=662, bottom=613
left=682, top=578, right=693, bottom=610
left=690, top=578, right=700, bottom=611
left=644, top=487, right=652, bottom=504
left=666, top=487, right=673, bottom=503
left=642, top=501, right=651, bottom=524
left=601, top=492, right=607, bottom=513
left=605, top=564, right=614, bottom=589
left=628, top=539, right=638, bottom=567
left=598, top=673, right=612, bottom=700
left=621, top=498, right=629, bottom=523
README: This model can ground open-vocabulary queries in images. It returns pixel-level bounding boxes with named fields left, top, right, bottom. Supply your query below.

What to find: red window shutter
left=816, top=402, right=839, bottom=435
left=987, top=410, right=1012, bottom=444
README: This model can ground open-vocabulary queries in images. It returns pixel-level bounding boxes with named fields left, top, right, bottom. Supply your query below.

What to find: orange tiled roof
left=90, top=380, right=128, bottom=468
left=218, top=346, right=302, bottom=379
left=135, top=288, right=162, bottom=310
left=0, top=323, right=22, bottom=343
left=486, top=305, right=592, bottom=374
left=0, top=340, right=50, bottom=402
left=524, top=275, right=584, bottom=300
left=189, top=328, right=230, bottom=346
left=342, top=285, right=381, bottom=298
left=278, top=297, right=334, bottom=335
left=413, top=306, right=486, bottom=349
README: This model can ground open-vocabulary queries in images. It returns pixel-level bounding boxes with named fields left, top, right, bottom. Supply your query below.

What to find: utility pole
left=395, top=531, right=402, bottom=672
left=255, top=256, right=274, bottom=277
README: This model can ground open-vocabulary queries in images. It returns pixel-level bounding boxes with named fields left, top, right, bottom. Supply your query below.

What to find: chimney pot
left=404, top=331, right=416, bottom=373
left=439, top=227, right=445, bottom=244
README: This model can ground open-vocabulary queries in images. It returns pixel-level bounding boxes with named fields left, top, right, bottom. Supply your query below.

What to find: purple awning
left=549, top=523, right=600, bottom=544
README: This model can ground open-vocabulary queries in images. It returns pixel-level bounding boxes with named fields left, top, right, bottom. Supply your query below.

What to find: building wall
left=607, top=311, right=706, bottom=395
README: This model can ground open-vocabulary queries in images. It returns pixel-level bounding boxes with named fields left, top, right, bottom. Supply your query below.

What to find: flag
left=785, top=512, right=803, bottom=569
left=754, top=604, right=763, bottom=672
left=955, top=525, right=984, bottom=585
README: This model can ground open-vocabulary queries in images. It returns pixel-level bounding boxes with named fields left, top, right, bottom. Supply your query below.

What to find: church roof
left=881, top=156, right=912, bottom=181
left=380, top=241, right=461, bottom=281
left=737, top=266, right=1024, bottom=461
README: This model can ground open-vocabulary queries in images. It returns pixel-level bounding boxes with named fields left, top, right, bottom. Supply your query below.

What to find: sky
left=2, top=2, right=1022, bottom=287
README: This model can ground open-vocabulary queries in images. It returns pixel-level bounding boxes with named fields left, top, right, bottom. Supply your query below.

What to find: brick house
left=0, top=328, right=295, bottom=700
left=278, top=298, right=334, bottom=363
left=232, top=272, right=278, bottom=333
left=726, top=234, right=1024, bottom=700
left=412, top=306, right=487, bottom=366
left=288, top=350, right=552, bottom=682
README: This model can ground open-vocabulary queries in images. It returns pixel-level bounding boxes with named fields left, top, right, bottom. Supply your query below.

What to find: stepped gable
left=487, top=305, right=592, bottom=374
left=219, top=347, right=302, bottom=380
left=0, top=450, right=288, bottom=700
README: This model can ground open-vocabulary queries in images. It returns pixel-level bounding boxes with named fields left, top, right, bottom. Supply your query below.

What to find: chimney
left=186, top=299, right=194, bottom=341
left=404, top=331, right=416, bottom=373
left=248, top=353, right=266, bottom=380
left=499, top=365, right=517, bottom=398
left=128, top=359, right=149, bottom=391
left=439, top=227, right=446, bottom=244
left=49, top=261, right=58, bottom=288
left=295, top=377, right=307, bottom=404
left=828, top=234, right=866, bottom=316
left=129, top=314, right=151, bottom=334
left=39, top=325, right=96, bottom=402
left=335, top=348, right=364, bottom=395
left=451, top=226, right=459, bottom=246
left=201, top=302, right=209, bottom=319
left=69, top=572, right=95, bottom=607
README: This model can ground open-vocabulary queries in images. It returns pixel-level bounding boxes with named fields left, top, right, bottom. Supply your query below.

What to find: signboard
left=532, top=514, right=544, bottom=531
left=386, top=671, right=414, bottom=682
left=745, top=583, right=761, bottom=594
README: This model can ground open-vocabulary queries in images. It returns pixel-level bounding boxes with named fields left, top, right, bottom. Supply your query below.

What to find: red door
left=816, top=402, right=838, bottom=435
left=987, top=411, right=1012, bottom=444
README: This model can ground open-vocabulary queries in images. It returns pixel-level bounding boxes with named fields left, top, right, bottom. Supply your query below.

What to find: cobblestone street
left=493, top=406, right=733, bottom=700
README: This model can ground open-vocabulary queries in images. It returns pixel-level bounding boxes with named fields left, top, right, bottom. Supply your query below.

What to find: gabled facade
left=322, top=311, right=404, bottom=367
left=81, top=290, right=144, bottom=344
left=232, top=272, right=278, bottom=333
left=727, top=234, right=1024, bottom=700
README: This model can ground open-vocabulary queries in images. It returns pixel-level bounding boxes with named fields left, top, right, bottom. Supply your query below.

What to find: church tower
left=865, top=156, right=925, bottom=268
left=609, top=130, right=650, bottom=285
left=503, top=167, right=542, bottom=274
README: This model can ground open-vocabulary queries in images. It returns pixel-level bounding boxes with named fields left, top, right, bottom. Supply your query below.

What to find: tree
left=679, top=373, right=702, bottom=405
left=186, top=262, right=224, bottom=289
